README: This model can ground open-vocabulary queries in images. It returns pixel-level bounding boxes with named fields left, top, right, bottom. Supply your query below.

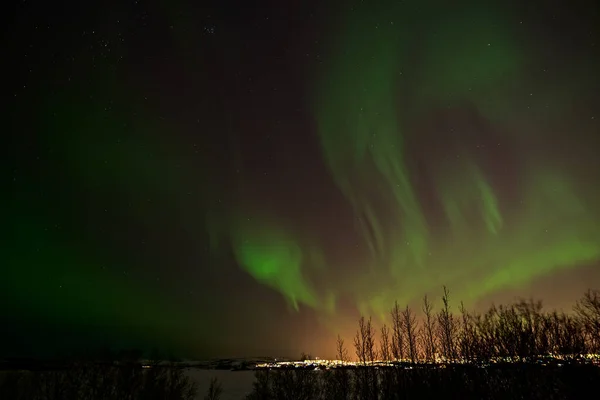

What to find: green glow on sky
left=415, top=4, right=523, bottom=108
left=310, top=0, right=600, bottom=320
left=230, top=212, right=325, bottom=311
left=315, top=1, right=429, bottom=279
left=5, top=74, right=217, bottom=355
left=4, top=213, right=196, bottom=354
left=6, top=0, right=599, bottom=358
left=436, top=160, right=503, bottom=236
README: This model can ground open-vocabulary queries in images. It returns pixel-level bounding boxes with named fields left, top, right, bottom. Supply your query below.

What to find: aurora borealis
left=5, top=0, right=600, bottom=359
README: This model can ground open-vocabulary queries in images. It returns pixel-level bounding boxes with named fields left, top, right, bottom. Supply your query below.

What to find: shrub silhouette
left=0, top=352, right=227, bottom=400
left=204, top=377, right=223, bottom=400
left=0, top=362, right=199, bottom=400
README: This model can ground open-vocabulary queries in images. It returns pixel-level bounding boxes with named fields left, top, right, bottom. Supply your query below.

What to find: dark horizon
left=2, top=287, right=599, bottom=362
left=5, top=0, right=600, bottom=360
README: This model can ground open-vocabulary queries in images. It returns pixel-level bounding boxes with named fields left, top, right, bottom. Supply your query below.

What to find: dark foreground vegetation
left=246, top=287, right=600, bottom=400
left=1, top=288, right=599, bottom=399
left=0, top=361, right=201, bottom=400
left=247, top=362, right=599, bottom=400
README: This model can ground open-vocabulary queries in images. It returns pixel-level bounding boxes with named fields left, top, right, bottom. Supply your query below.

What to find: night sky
left=5, top=0, right=600, bottom=359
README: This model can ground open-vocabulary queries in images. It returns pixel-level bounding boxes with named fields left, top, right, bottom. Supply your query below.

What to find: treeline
left=2, top=288, right=599, bottom=399
left=246, top=287, right=600, bottom=400
left=351, top=286, right=600, bottom=363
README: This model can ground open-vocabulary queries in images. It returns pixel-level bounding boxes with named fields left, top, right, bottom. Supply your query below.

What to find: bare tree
left=336, top=335, right=349, bottom=362
left=458, top=301, right=475, bottom=362
left=421, top=294, right=437, bottom=362
left=390, top=301, right=405, bottom=361
left=354, top=316, right=377, bottom=364
left=575, top=289, right=600, bottom=353
left=354, top=316, right=378, bottom=400
left=401, top=305, right=419, bottom=363
left=515, top=299, right=543, bottom=358
left=327, top=335, right=351, bottom=400
left=437, top=286, right=457, bottom=361
left=378, top=324, right=395, bottom=400
left=380, top=324, right=391, bottom=362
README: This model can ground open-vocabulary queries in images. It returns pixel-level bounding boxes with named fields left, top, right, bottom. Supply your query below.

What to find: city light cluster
left=255, top=354, right=600, bottom=370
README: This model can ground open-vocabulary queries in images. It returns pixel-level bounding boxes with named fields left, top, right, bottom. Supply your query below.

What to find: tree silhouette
left=246, top=286, right=600, bottom=400
left=420, top=294, right=437, bottom=362
left=401, top=305, right=419, bottom=363
left=436, top=286, right=457, bottom=361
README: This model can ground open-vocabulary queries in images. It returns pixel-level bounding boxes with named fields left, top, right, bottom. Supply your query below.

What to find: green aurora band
left=231, top=213, right=320, bottom=311
left=223, top=1, right=600, bottom=323
left=309, top=1, right=599, bottom=319
left=7, top=0, right=599, bottom=355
